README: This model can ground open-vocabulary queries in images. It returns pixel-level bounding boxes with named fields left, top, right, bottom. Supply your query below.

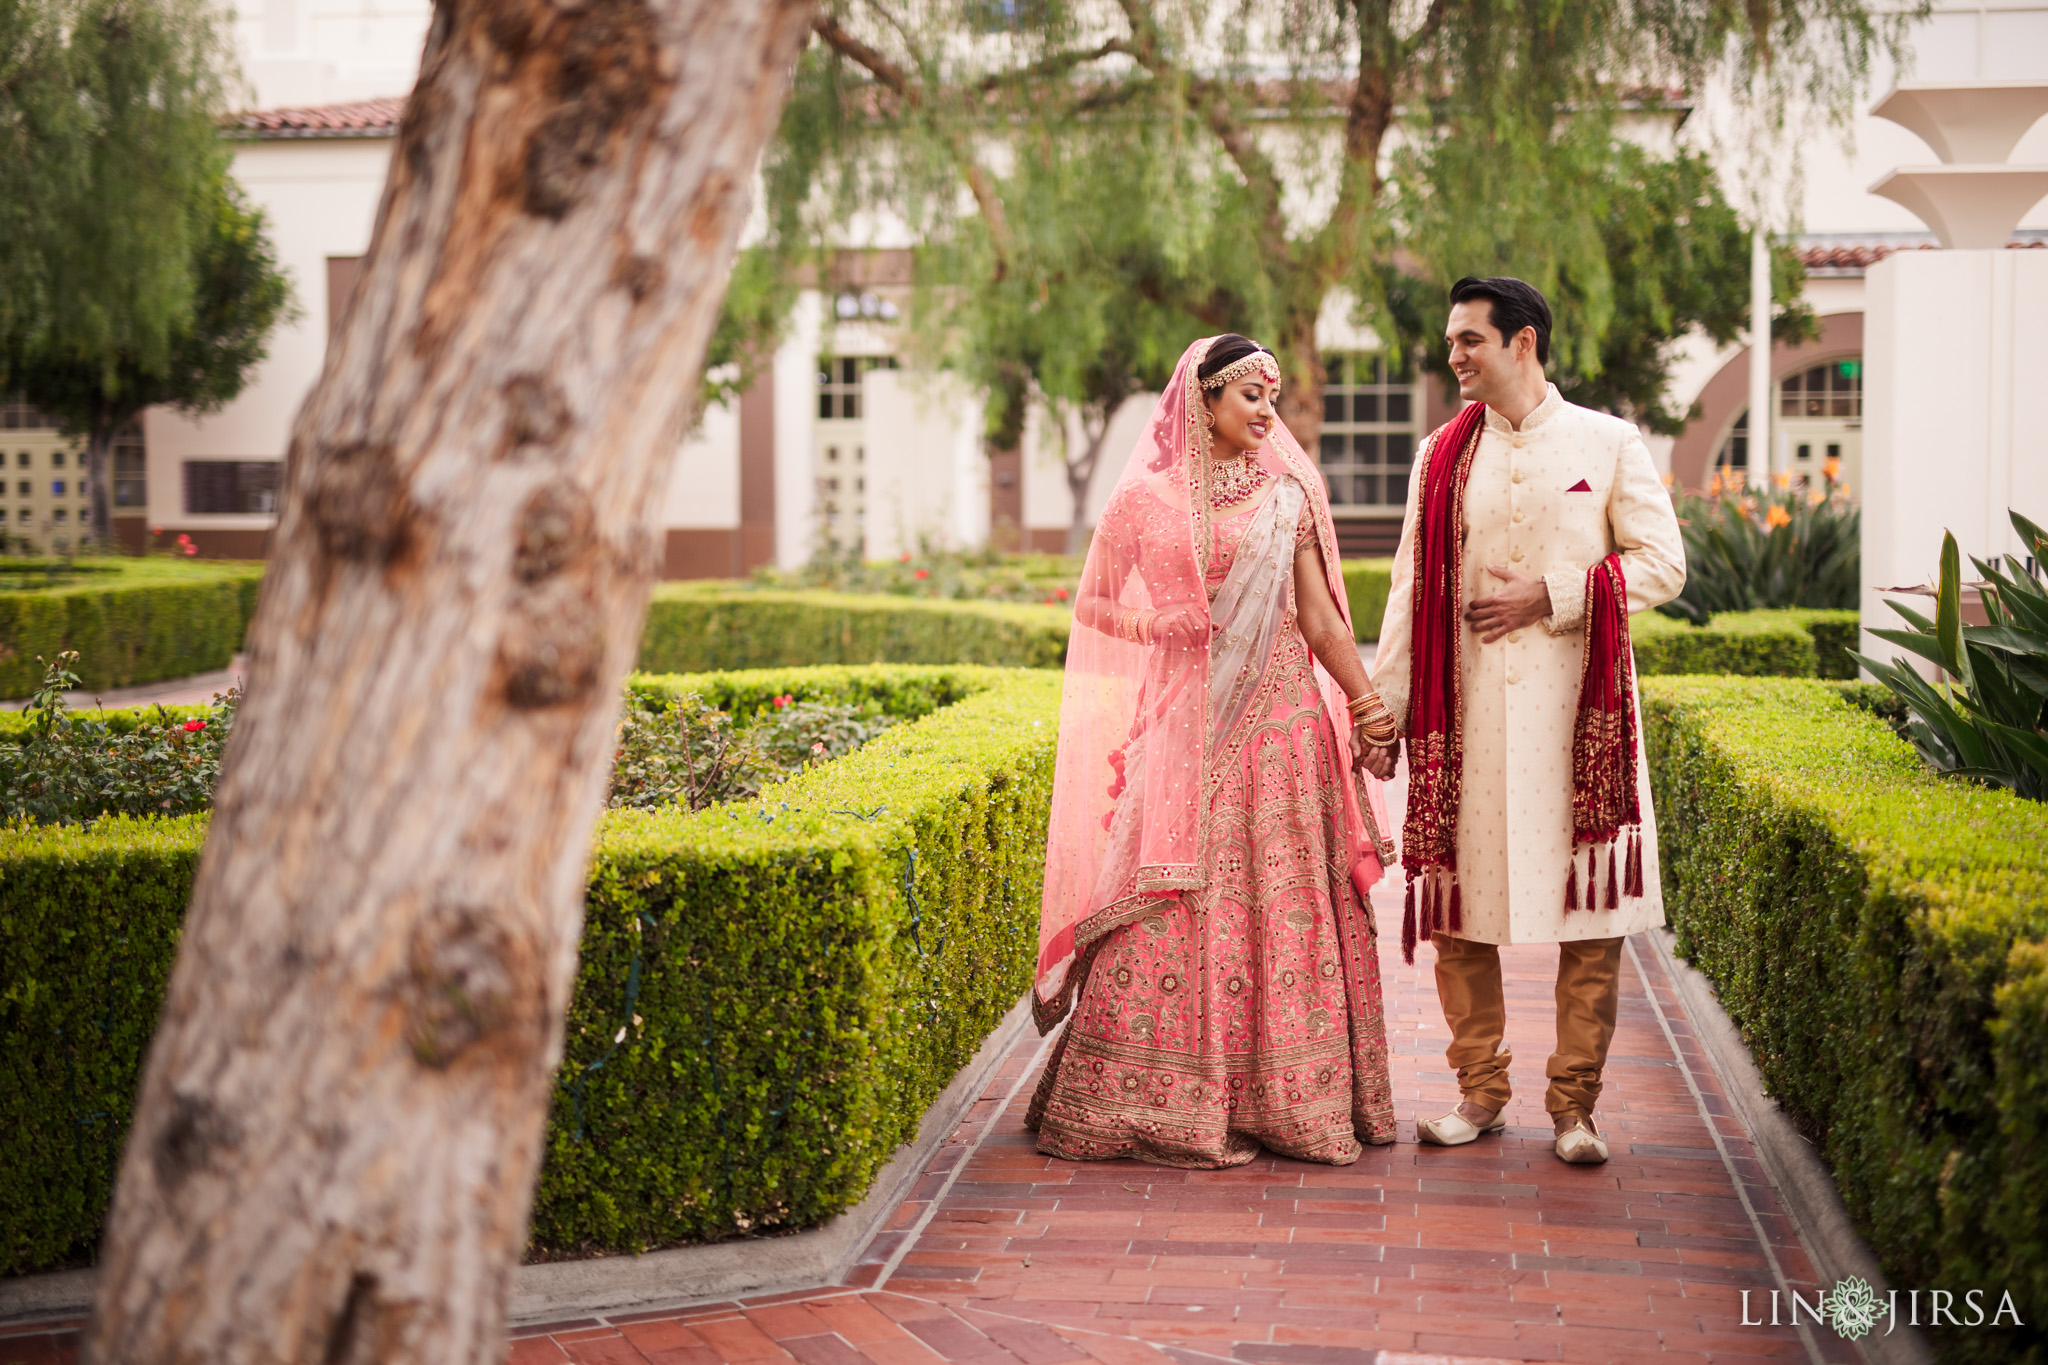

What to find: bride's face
left=1205, top=375, right=1279, bottom=456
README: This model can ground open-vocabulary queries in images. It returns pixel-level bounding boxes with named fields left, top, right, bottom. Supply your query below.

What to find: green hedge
left=1342, top=559, right=1395, bottom=641
left=1634, top=608, right=1858, bottom=679
left=1643, top=676, right=2048, bottom=1363
left=0, top=664, right=1057, bottom=1273
left=637, top=584, right=1070, bottom=672
left=0, top=559, right=265, bottom=699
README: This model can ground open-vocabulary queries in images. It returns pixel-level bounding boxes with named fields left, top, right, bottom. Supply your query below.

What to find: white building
left=83, top=0, right=2048, bottom=569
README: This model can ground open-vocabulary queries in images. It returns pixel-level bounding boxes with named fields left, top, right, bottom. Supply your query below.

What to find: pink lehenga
left=1026, top=338, right=1398, bottom=1168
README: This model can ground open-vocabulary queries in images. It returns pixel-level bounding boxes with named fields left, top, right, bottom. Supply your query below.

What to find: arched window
left=1712, top=357, right=1863, bottom=488
left=1779, top=360, right=1862, bottom=420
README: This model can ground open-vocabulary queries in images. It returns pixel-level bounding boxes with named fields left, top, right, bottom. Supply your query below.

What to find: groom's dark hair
left=1450, top=276, right=1552, bottom=366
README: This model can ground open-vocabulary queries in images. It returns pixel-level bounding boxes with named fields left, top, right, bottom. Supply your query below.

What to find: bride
left=1026, top=334, right=1402, bottom=1167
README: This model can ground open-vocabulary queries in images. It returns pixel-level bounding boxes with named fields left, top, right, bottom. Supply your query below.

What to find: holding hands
left=1348, top=691, right=1400, bottom=782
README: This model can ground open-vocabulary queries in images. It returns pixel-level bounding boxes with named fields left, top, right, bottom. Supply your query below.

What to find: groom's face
left=1445, top=299, right=1529, bottom=405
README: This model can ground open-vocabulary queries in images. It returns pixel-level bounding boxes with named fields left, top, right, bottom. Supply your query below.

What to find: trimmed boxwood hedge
left=637, top=584, right=1070, bottom=672
left=0, top=664, right=1057, bottom=1274
left=1643, top=676, right=2048, bottom=1363
left=0, top=559, right=265, bottom=699
left=1634, top=608, right=1858, bottom=679
left=1341, top=558, right=1395, bottom=641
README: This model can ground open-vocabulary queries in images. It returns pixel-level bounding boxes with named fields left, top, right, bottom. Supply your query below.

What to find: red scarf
left=1399, top=403, right=1644, bottom=963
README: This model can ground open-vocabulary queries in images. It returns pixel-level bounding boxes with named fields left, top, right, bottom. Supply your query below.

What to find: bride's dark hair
left=1197, top=334, right=1272, bottom=384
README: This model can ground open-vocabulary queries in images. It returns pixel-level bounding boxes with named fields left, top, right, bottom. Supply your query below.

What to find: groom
left=1359, top=276, right=1685, bottom=1164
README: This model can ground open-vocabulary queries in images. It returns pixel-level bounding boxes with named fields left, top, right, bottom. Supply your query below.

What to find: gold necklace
left=1208, top=454, right=1269, bottom=509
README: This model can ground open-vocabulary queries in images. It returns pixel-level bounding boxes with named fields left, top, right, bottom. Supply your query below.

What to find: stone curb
left=1648, top=927, right=1934, bottom=1365
left=0, top=995, right=1036, bottom=1331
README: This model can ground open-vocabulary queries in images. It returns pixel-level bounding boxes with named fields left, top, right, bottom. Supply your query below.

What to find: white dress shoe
left=1553, top=1117, right=1609, bottom=1164
left=1416, top=1106, right=1508, bottom=1146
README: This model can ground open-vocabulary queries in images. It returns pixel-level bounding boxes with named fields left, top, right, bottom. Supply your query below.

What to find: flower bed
left=1642, top=675, right=2048, bottom=1363
left=636, top=584, right=1071, bottom=672
left=0, top=558, right=263, bottom=699
left=0, top=664, right=1058, bottom=1273
left=1633, top=607, right=1857, bottom=679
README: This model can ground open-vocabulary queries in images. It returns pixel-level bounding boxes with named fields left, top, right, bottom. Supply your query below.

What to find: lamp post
left=1748, top=223, right=1773, bottom=490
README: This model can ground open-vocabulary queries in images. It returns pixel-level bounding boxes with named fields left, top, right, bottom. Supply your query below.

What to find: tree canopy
left=0, top=0, right=290, bottom=544
left=762, top=0, right=1913, bottom=456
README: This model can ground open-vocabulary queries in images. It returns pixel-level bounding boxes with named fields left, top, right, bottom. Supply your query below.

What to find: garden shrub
left=0, top=558, right=264, bottom=699
left=1342, top=559, right=1394, bottom=641
left=0, top=664, right=1057, bottom=1273
left=1633, top=608, right=1858, bottom=679
left=1643, top=676, right=2048, bottom=1362
left=637, top=584, right=1070, bottom=671
left=0, top=654, right=236, bottom=824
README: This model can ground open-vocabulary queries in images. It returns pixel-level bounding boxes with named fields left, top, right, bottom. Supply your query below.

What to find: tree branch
left=812, top=12, right=915, bottom=102
left=975, top=36, right=1133, bottom=94
left=1109, top=0, right=1293, bottom=272
left=810, top=11, right=1016, bottom=277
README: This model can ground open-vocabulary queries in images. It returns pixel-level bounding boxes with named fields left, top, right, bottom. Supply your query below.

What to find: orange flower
left=1822, top=457, right=1842, bottom=482
left=1765, top=505, right=1792, bottom=528
left=1773, top=471, right=1792, bottom=489
left=1808, top=487, right=1826, bottom=507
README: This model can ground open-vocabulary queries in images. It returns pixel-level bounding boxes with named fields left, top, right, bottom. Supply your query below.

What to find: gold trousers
left=1431, top=933, right=1625, bottom=1122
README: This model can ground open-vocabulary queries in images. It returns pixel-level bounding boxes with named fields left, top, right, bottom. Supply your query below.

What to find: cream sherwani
left=1371, top=385, right=1686, bottom=946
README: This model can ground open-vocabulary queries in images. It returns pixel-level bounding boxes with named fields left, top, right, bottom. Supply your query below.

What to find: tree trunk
left=83, top=3, right=815, bottom=1362
left=1062, top=405, right=1111, bottom=557
left=1276, top=309, right=1328, bottom=455
left=83, top=419, right=114, bottom=552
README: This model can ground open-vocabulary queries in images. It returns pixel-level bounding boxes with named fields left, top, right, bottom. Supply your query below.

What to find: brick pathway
left=0, top=871, right=1856, bottom=1365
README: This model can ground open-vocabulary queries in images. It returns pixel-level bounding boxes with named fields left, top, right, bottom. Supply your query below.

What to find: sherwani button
left=1506, top=671, right=1520, bottom=684
left=1512, top=511, right=1526, bottom=524
left=1511, top=548, right=1525, bottom=561
left=1512, top=469, right=1525, bottom=484
left=1508, top=631, right=1523, bottom=643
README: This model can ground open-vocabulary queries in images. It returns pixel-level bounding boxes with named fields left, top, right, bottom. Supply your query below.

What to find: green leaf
left=1937, top=531, right=1970, bottom=686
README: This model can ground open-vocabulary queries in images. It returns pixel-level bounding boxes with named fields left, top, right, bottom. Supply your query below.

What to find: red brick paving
left=2, top=883, right=1851, bottom=1365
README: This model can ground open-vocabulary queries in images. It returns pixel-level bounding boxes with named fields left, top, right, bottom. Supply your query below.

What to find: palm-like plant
left=1661, top=468, right=1861, bottom=623
left=1855, top=511, right=2048, bottom=802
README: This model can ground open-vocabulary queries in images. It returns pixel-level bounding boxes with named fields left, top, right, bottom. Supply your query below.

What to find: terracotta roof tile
left=232, top=97, right=407, bottom=137
left=1800, top=238, right=2047, bottom=271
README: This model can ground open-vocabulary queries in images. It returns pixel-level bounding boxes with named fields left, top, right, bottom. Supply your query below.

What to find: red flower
left=914, top=568, right=929, bottom=580
left=899, top=552, right=912, bottom=563
left=1055, top=587, right=1069, bottom=600
left=773, top=693, right=793, bottom=709
left=182, top=719, right=206, bottom=732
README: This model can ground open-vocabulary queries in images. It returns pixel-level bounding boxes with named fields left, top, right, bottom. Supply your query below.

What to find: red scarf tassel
left=1402, top=874, right=1417, bottom=964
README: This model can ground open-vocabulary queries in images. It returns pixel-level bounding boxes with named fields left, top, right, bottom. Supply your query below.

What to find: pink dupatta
left=1034, top=337, right=1394, bottom=1031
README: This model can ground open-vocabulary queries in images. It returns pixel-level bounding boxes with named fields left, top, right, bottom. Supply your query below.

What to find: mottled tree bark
left=84, top=1, right=814, bottom=1361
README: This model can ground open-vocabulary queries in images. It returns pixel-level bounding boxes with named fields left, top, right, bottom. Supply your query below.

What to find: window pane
left=1386, top=433, right=1414, bottom=467
left=1352, top=393, right=1379, bottom=423
left=819, top=394, right=834, bottom=420
left=1387, top=392, right=1412, bottom=424
left=1319, top=433, right=1346, bottom=466
left=1386, top=472, right=1409, bottom=505
left=840, top=357, right=857, bottom=384
left=1322, top=355, right=1345, bottom=385
left=1831, top=395, right=1854, bottom=417
left=1354, top=433, right=1380, bottom=463
left=1325, top=471, right=1347, bottom=505
left=1324, top=392, right=1346, bottom=424
left=1352, top=474, right=1376, bottom=504
left=843, top=393, right=860, bottom=420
